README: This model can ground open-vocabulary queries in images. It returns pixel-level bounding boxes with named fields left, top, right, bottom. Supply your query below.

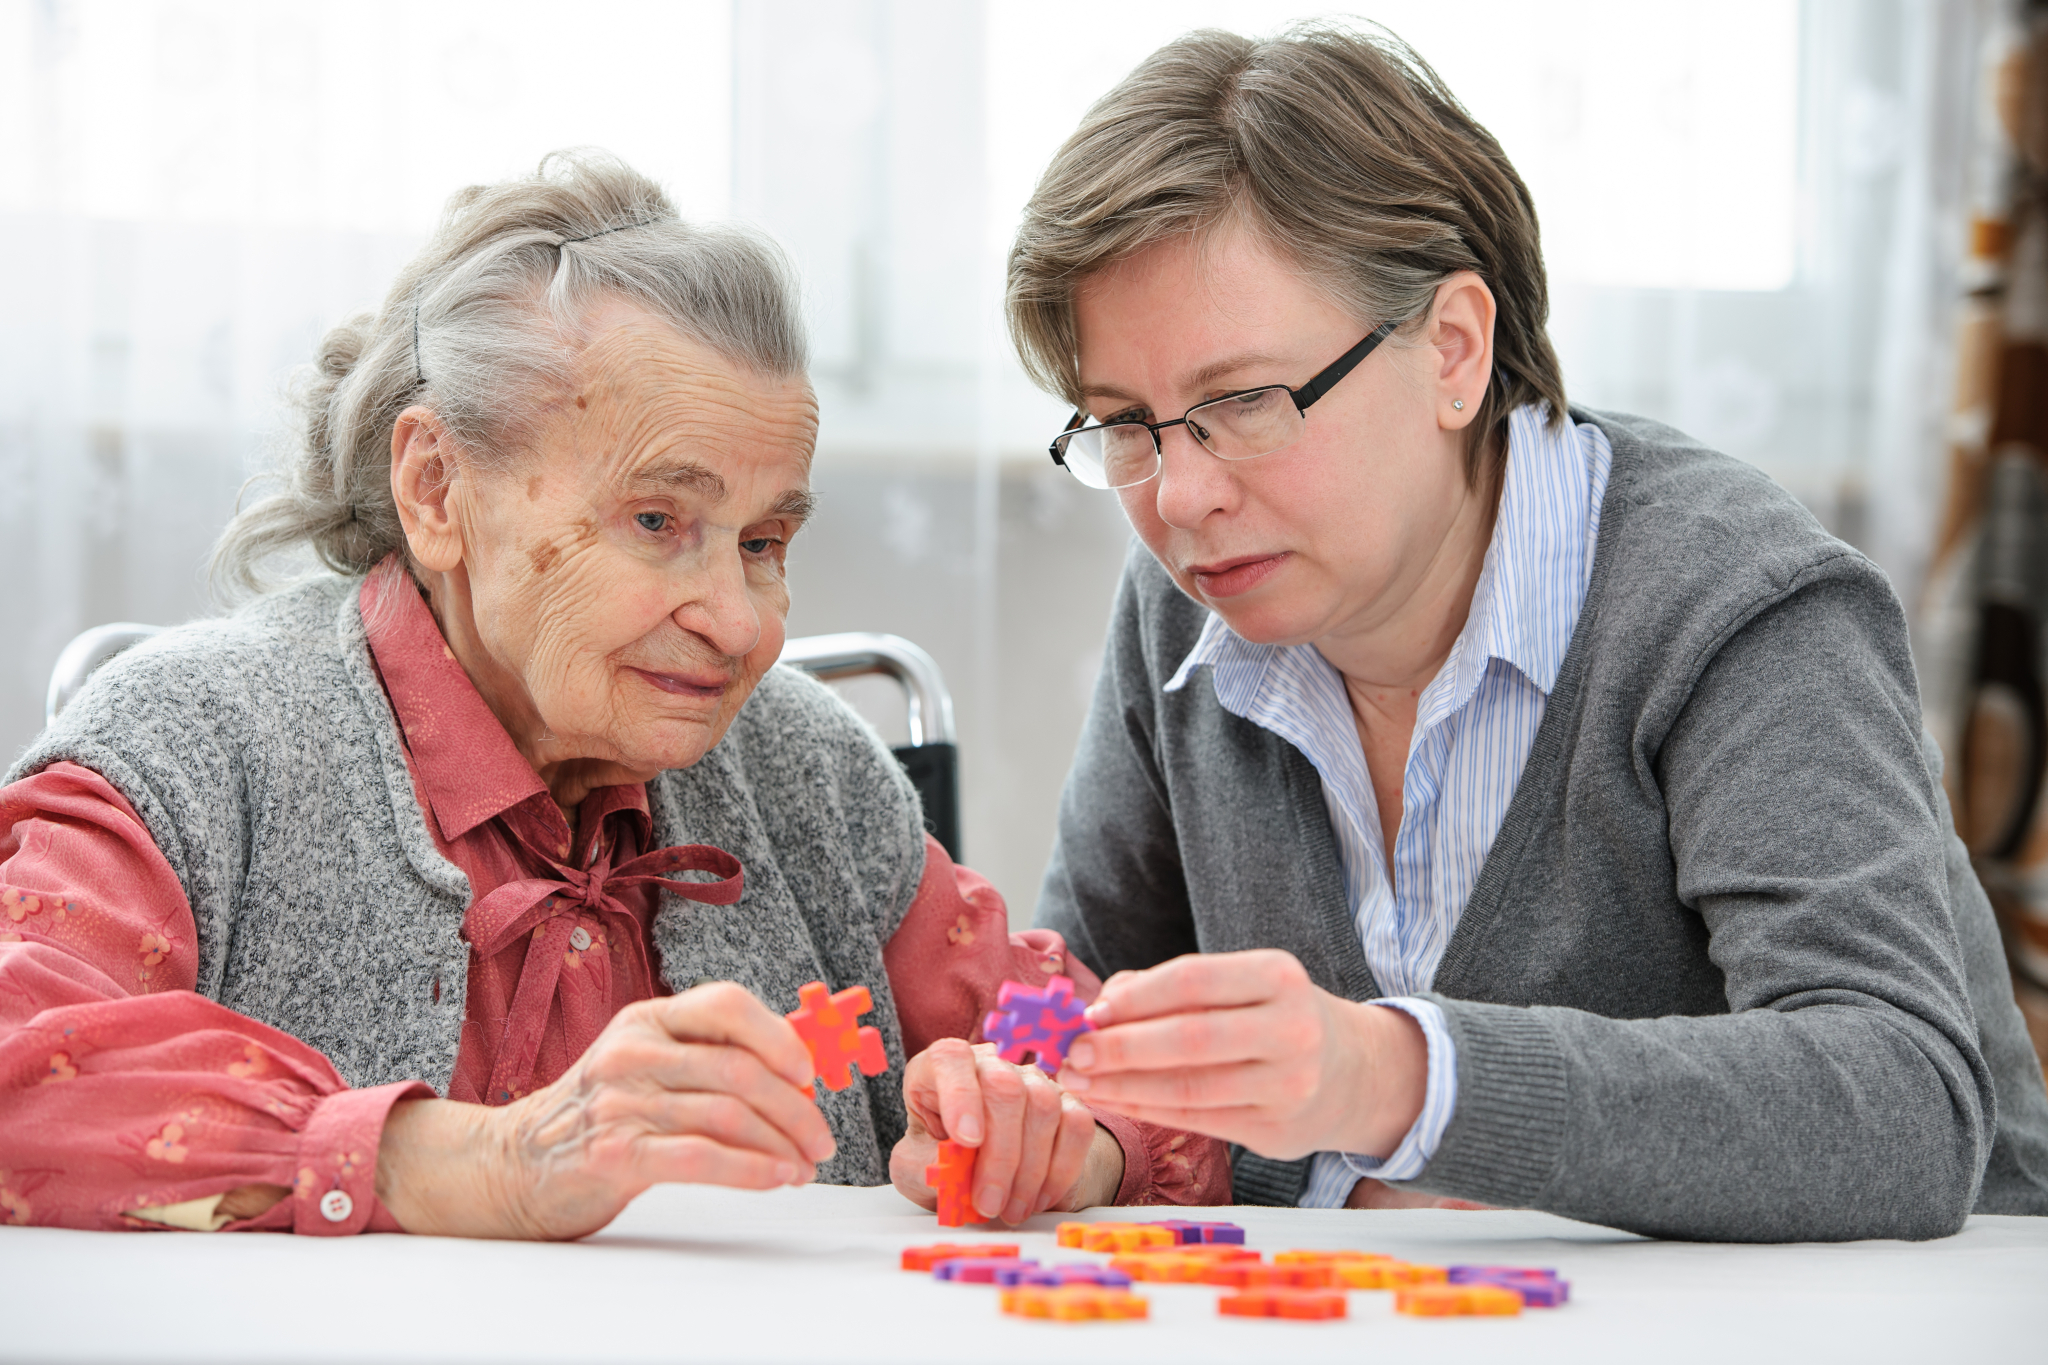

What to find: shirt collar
left=358, top=559, right=649, bottom=842
left=1165, top=403, right=1595, bottom=710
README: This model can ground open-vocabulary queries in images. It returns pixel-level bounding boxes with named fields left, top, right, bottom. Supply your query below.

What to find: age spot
left=529, top=539, right=562, bottom=575
left=526, top=475, right=544, bottom=501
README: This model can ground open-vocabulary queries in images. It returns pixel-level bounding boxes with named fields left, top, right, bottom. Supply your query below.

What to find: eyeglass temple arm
left=1049, top=410, right=1086, bottom=464
left=1290, top=321, right=1397, bottom=412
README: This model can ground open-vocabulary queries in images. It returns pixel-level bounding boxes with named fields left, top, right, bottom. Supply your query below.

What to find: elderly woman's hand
left=888, top=1038, right=1121, bottom=1224
left=1054, top=949, right=1428, bottom=1163
left=375, top=982, right=834, bottom=1239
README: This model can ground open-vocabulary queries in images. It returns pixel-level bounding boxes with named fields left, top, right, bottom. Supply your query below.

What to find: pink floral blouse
left=0, top=573, right=1228, bottom=1233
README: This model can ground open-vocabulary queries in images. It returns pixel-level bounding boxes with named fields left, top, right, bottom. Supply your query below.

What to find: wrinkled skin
left=226, top=302, right=841, bottom=1239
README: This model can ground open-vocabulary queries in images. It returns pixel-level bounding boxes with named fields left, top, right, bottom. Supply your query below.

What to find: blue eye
left=635, top=511, right=669, bottom=534
left=741, top=537, right=774, bottom=555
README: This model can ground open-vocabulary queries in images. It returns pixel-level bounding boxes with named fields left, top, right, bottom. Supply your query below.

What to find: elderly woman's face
left=446, top=307, right=817, bottom=777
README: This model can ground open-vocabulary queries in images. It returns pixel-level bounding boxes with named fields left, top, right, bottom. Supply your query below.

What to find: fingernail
left=776, top=1163, right=799, bottom=1184
left=1004, top=1198, right=1028, bottom=1224
left=1066, top=1038, right=1095, bottom=1069
left=1083, top=1002, right=1111, bottom=1024
left=977, top=1184, right=1004, bottom=1219
left=1060, top=1070, right=1090, bottom=1092
left=958, top=1115, right=983, bottom=1144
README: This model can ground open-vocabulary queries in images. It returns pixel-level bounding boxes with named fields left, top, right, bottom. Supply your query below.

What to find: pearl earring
left=1452, top=399, right=1465, bottom=410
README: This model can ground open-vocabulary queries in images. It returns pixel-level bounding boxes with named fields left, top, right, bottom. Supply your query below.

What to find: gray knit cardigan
left=11, top=576, right=927, bottom=1187
left=1039, top=408, right=2048, bottom=1240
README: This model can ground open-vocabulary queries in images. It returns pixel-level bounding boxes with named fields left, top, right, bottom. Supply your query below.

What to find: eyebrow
left=1079, top=351, right=1291, bottom=406
left=628, top=459, right=727, bottom=500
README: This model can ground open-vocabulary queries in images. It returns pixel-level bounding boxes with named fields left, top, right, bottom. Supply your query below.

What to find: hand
left=377, top=982, right=834, bottom=1239
left=1055, top=949, right=1427, bottom=1161
left=889, top=1038, right=1122, bottom=1224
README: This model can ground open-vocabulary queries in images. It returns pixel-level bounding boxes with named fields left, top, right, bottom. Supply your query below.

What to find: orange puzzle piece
left=1110, top=1247, right=1261, bottom=1282
left=1201, top=1262, right=1335, bottom=1290
left=900, top=1242, right=1018, bottom=1270
left=926, top=1139, right=977, bottom=1227
left=1218, top=1289, right=1349, bottom=1320
left=1000, top=1286, right=1151, bottom=1321
left=786, top=981, right=887, bottom=1091
left=1333, top=1259, right=1449, bottom=1289
left=1396, top=1284, right=1524, bottom=1317
left=1056, top=1220, right=1176, bottom=1251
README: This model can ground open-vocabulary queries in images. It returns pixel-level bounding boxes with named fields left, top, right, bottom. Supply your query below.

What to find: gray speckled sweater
left=1039, top=408, right=2048, bottom=1240
left=10, top=576, right=926, bottom=1187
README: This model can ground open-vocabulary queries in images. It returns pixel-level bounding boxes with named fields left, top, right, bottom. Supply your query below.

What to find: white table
left=3, top=1185, right=2041, bottom=1363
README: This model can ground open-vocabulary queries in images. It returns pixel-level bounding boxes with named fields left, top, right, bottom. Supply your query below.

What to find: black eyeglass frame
left=1048, top=320, right=1398, bottom=479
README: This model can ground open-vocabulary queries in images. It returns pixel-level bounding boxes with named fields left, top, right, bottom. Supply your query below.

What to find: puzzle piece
left=1110, top=1248, right=1258, bottom=1282
left=786, top=981, right=887, bottom=1091
left=1395, top=1284, right=1524, bottom=1317
left=1218, top=1290, right=1349, bottom=1320
left=1448, top=1266, right=1569, bottom=1307
left=1055, top=1222, right=1177, bottom=1253
left=926, top=1139, right=977, bottom=1227
left=996, top=1263, right=1134, bottom=1289
left=933, top=1256, right=1037, bottom=1283
left=1201, top=1262, right=1335, bottom=1289
left=981, top=975, right=1095, bottom=1073
left=900, top=1242, right=1018, bottom=1271
left=1144, top=1218, right=1247, bottom=1245
left=999, top=1286, right=1151, bottom=1322
left=1327, top=1258, right=1448, bottom=1289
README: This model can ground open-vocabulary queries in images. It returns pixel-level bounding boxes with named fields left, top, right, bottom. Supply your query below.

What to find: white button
left=569, top=926, right=592, bottom=952
left=319, top=1189, right=354, bottom=1223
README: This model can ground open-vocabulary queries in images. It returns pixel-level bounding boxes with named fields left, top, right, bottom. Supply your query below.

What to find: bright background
left=0, top=0, right=1995, bottom=917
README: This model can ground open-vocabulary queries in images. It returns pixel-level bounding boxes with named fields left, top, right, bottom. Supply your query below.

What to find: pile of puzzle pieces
left=900, top=1220, right=1571, bottom=1325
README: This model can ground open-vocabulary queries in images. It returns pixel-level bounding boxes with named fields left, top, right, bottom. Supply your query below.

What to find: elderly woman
left=958, top=24, right=2048, bottom=1240
left=0, top=153, right=1225, bottom=1236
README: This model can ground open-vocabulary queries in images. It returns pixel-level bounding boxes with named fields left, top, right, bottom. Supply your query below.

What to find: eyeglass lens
left=1057, top=386, right=1306, bottom=490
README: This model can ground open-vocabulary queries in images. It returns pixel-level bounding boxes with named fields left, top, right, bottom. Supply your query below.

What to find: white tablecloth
left=3, top=1184, right=2041, bottom=1363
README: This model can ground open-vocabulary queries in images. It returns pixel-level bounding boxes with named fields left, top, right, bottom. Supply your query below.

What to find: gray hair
left=212, top=149, right=808, bottom=598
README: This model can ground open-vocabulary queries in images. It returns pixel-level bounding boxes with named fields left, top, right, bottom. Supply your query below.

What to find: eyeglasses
left=1048, top=321, right=1396, bottom=490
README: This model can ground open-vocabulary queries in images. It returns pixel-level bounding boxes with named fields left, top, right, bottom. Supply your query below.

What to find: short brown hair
left=1006, top=21, right=1567, bottom=484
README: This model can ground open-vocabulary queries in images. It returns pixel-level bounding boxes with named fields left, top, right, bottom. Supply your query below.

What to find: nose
left=671, top=541, right=763, bottom=660
left=1151, top=421, right=1238, bottom=530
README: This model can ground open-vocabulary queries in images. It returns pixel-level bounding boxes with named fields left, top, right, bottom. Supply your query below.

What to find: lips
left=1187, top=552, right=1289, bottom=599
left=628, top=666, right=731, bottom=699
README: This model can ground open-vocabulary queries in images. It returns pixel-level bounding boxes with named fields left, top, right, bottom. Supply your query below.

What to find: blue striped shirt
left=1163, top=406, right=1613, bottom=1203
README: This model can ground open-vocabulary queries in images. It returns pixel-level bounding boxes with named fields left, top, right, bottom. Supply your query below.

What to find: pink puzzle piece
left=786, top=981, right=887, bottom=1092
left=981, top=975, right=1095, bottom=1074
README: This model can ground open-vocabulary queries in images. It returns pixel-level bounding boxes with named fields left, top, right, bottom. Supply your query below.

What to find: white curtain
left=0, top=0, right=1984, bottom=918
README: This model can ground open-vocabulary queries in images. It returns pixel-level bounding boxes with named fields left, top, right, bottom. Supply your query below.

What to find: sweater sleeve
left=1409, top=560, right=1996, bottom=1241
left=884, top=834, right=1230, bottom=1207
left=0, top=763, right=428, bottom=1233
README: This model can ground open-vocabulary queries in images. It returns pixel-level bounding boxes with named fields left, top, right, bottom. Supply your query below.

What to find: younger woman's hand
left=1055, top=949, right=1427, bottom=1162
left=889, top=1038, right=1120, bottom=1224
left=376, top=981, right=835, bottom=1240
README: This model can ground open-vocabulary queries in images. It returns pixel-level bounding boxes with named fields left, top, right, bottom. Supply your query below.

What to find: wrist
left=1333, top=1001, right=1428, bottom=1159
left=375, top=1097, right=510, bottom=1237
left=1072, top=1123, right=1126, bottom=1209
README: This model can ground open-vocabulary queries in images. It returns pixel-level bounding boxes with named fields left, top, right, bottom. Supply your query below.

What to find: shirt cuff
left=1338, top=997, right=1458, bottom=1185
left=288, top=1080, right=434, bottom=1236
left=1088, top=1106, right=1150, bottom=1206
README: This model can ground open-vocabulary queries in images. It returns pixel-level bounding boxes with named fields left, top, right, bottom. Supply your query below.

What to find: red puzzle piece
left=786, top=981, right=887, bottom=1091
left=927, top=1139, right=977, bottom=1227
left=1218, top=1290, right=1349, bottom=1320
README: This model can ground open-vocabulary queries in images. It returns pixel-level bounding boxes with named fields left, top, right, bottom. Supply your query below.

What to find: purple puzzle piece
left=1143, top=1219, right=1245, bottom=1246
left=1449, top=1266, right=1569, bottom=1307
left=980, top=975, right=1095, bottom=1074
left=994, top=1263, right=1134, bottom=1289
left=934, top=1256, right=1038, bottom=1284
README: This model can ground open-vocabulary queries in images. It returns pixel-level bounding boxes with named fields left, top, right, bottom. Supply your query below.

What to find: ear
left=389, top=407, right=466, bottom=574
left=1427, top=271, right=1497, bottom=433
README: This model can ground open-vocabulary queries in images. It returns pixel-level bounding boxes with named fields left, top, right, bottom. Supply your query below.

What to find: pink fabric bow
left=466, top=842, right=743, bottom=1104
